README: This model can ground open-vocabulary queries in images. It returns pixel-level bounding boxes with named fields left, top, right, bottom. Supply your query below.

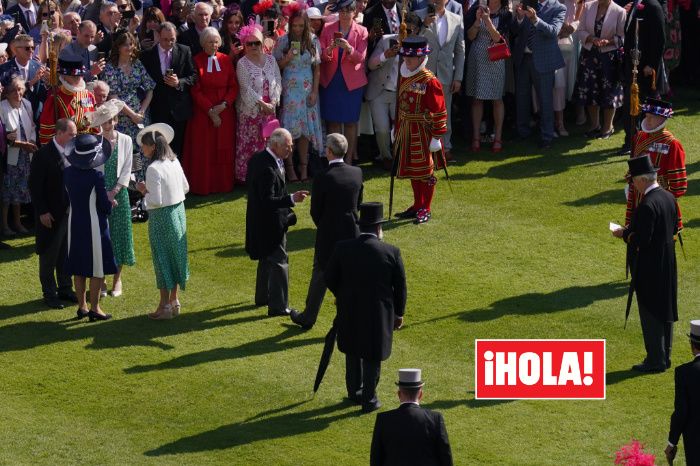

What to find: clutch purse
left=487, top=36, right=511, bottom=62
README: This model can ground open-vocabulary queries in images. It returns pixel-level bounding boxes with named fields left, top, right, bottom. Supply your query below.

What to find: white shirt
left=328, top=158, right=344, bottom=165
left=14, top=58, right=30, bottom=81
left=266, top=148, right=295, bottom=205
left=644, top=182, right=660, bottom=196
left=19, top=3, right=38, bottom=27
left=436, top=11, right=448, bottom=47
left=53, top=138, right=70, bottom=167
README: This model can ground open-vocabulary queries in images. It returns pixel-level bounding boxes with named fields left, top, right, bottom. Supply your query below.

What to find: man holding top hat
left=325, top=202, right=407, bottom=413
left=392, top=36, right=447, bottom=225
left=370, top=368, right=453, bottom=466
left=39, top=48, right=98, bottom=145
left=613, top=154, right=679, bottom=373
left=665, top=320, right=700, bottom=465
left=624, top=98, right=687, bottom=234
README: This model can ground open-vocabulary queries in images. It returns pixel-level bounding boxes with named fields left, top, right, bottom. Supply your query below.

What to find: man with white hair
left=89, top=79, right=109, bottom=106
left=245, top=128, right=309, bottom=317
left=178, top=1, right=212, bottom=56
left=290, top=133, right=363, bottom=330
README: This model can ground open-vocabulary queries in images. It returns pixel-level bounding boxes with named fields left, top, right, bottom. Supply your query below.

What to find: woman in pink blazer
left=573, top=0, right=626, bottom=139
left=319, top=0, right=368, bottom=164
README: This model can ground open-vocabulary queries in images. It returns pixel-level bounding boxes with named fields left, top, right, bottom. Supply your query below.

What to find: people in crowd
left=370, top=369, right=453, bottom=466
left=208, top=0, right=224, bottom=30
left=63, top=11, right=81, bottom=37
left=29, top=123, right=78, bottom=307
left=90, top=79, right=109, bottom=105
left=552, top=0, right=583, bottom=137
left=574, top=0, right=624, bottom=139
left=254, top=0, right=282, bottom=54
left=218, top=5, right=243, bottom=62
left=182, top=26, right=238, bottom=194
left=362, top=0, right=402, bottom=59
left=96, top=1, right=123, bottom=54
left=273, top=3, right=323, bottom=182
left=140, top=21, right=196, bottom=158
left=31, top=0, right=63, bottom=46
left=319, top=0, right=368, bottom=164
left=0, top=43, right=8, bottom=65
left=60, top=0, right=81, bottom=13
left=7, top=0, right=40, bottom=34
left=464, top=0, right=511, bottom=153
left=178, top=1, right=211, bottom=56
left=289, top=133, right=363, bottom=330
left=306, top=6, right=325, bottom=36
left=417, top=0, right=464, bottom=160
left=39, top=48, right=97, bottom=144
left=64, top=133, right=117, bottom=322
left=135, top=123, right=190, bottom=320
left=244, top=127, right=309, bottom=317
left=65, top=21, right=105, bottom=82
left=0, top=34, right=46, bottom=121
left=325, top=201, right=407, bottom=413
left=235, top=21, right=281, bottom=184
left=102, top=30, right=156, bottom=178
left=168, top=0, right=188, bottom=30
left=87, top=99, right=135, bottom=298
left=139, top=6, right=166, bottom=50
left=1, top=76, right=36, bottom=236
left=511, top=0, right=566, bottom=149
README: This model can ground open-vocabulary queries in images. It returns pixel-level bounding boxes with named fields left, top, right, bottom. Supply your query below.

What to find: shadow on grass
left=124, top=326, right=323, bottom=374
left=189, top=227, right=316, bottom=258
left=563, top=188, right=624, bottom=207
left=682, top=218, right=700, bottom=229
left=0, top=241, right=34, bottom=264
left=144, top=401, right=358, bottom=456
left=184, top=190, right=247, bottom=210
left=606, top=369, right=651, bottom=386
left=0, top=299, right=52, bottom=321
left=0, top=302, right=261, bottom=353
left=423, top=396, right=515, bottom=411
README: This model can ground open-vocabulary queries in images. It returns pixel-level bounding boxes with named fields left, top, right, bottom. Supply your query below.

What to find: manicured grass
left=1, top=88, right=698, bottom=465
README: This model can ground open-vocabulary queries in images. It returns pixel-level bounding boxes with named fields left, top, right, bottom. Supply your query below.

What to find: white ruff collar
left=400, top=56, right=428, bottom=78
left=641, top=118, right=667, bottom=133
left=59, top=77, right=86, bottom=93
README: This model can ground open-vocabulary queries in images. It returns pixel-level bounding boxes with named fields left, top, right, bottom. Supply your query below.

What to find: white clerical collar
left=328, top=158, right=344, bottom=165
left=206, top=54, right=221, bottom=72
left=400, top=56, right=428, bottom=77
left=641, top=118, right=667, bottom=133
left=644, top=182, right=660, bottom=195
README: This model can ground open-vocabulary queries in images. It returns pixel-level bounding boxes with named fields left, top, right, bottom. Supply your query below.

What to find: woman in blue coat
left=64, top=134, right=118, bottom=321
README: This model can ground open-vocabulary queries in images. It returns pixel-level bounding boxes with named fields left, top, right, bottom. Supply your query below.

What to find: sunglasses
left=22, top=45, right=35, bottom=51
left=117, top=4, right=129, bottom=9
left=42, top=10, right=56, bottom=17
left=246, top=41, right=261, bottom=47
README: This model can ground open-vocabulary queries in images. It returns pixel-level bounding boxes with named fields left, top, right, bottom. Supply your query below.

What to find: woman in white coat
left=87, top=99, right=135, bottom=297
left=0, top=77, right=37, bottom=236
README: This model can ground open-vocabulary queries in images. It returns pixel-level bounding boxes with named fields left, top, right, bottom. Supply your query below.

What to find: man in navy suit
left=0, top=34, right=47, bottom=121
left=511, top=0, right=565, bottom=148
left=6, top=0, right=40, bottom=35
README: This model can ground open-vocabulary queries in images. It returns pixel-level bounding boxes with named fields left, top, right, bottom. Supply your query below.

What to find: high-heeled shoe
left=471, top=139, right=480, bottom=152
left=149, top=304, right=173, bottom=320
left=109, top=280, right=123, bottom=297
left=171, top=300, right=181, bottom=317
left=88, top=310, right=112, bottom=322
left=492, top=140, right=503, bottom=153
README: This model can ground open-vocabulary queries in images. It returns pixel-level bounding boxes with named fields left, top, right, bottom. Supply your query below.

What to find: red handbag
left=487, top=36, right=511, bottom=62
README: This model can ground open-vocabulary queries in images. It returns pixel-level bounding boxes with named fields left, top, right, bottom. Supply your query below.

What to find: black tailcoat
left=370, top=403, right=453, bottom=466
left=310, top=162, right=363, bottom=268
left=668, top=355, right=700, bottom=465
left=325, top=234, right=406, bottom=361
left=623, top=186, right=678, bottom=322
left=245, top=150, right=294, bottom=261
left=28, top=142, right=69, bottom=254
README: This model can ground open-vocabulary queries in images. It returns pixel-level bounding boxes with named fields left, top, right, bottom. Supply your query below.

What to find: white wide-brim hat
left=136, top=123, right=175, bottom=147
left=87, top=99, right=125, bottom=128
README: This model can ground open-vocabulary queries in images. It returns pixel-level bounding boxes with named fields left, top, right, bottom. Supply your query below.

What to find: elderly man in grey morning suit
left=510, top=0, right=566, bottom=148
left=417, top=0, right=465, bottom=159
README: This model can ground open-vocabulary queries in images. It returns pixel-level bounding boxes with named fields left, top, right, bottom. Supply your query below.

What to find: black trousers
left=638, top=303, right=674, bottom=368
left=38, top=216, right=72, bottom=298
left=297, top=254, right=326, bottom=328
left=254, top=236, right=289, bottom=313
left=345, top=355, right=381, bottom=407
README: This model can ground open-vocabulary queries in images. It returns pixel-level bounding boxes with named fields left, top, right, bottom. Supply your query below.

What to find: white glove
left=624, top=184, right=630, bottom=200
left=429, top=138, right=442, bottom=152
left=390, top=127, right=395, bottom=143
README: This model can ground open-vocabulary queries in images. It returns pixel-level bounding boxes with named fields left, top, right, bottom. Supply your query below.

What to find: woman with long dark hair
left=219, top=6, right=244, bottom=63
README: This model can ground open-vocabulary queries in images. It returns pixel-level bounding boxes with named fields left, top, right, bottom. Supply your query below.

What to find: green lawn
left=1, top=89, right=699, bottom=465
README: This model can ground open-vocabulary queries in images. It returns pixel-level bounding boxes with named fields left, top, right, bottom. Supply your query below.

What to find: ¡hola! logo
left=474, top=340, right=606, bottom=400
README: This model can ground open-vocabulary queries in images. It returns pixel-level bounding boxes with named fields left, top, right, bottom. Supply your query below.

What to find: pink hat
left=262, top=119, right=280, bottom=138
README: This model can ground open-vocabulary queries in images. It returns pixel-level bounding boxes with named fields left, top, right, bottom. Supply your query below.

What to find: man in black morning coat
left=140, top=21, right=196, bottom=158
left=613, top=154, right=678, bottom=372
left=245, top=128, right=309, bottom=317
left=665, top=320, right=700, bottom=465
left=28, top=119, right=78, bottom=310
left=325, top=202, right=407, bottom=413
left=289, top=133, right=363, bottom=330
left=371, top=369, right=453, bottom=466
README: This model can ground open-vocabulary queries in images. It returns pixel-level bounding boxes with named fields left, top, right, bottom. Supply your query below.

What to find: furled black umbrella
left=313, top=323, right=338, bottom=394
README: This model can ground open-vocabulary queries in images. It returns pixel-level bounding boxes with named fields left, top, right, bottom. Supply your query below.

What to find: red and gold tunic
left=625, top=129, right=687, bottom=230
left=39, top=86, right=97, bottom=145
left=394, top=68, right=447, bottom=180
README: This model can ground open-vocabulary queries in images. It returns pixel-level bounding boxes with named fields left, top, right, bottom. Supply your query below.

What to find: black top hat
left=399, top=36, right=431, bottom=57
left=627, top=154, right=658, bottom=178
left=641, top=97, right=673, bottom=118
left=66, top=134, right=112, bottom=170
left=358, top=202, right=386, bottom=226
left=329, top=0, right=355, bottom=12
left=58, top=49, right=86, bottom=76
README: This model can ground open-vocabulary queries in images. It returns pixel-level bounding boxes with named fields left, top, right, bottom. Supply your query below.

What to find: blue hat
left=58, top=48, right=86, bottom=76
left=329, top=0, right=355, bottom=12
left=66, top=134, right=112, bottom=169
left=399, top=36, right=431, bottom=57
left=641, top=98, right=673, bottom=118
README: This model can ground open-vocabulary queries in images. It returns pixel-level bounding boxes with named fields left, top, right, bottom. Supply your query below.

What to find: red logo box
left=474, top=339, right=606, bottom=400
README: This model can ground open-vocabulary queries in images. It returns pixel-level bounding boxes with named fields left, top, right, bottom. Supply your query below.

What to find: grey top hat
left=396, top=368, right=424, bottom=388
left=689, top=320, right=700, bottom=344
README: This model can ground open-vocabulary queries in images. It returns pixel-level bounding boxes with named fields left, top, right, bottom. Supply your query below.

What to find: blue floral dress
left=102, top=61, right=156, bottom=178
left=273, top=35, right=324, bottom=152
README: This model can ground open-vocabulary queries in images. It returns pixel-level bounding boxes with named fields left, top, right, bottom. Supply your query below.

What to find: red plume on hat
left=614, top=440, right=655, bottom=466
left=253, top=0, right=275, bottom=15
left=283, top=0, right=307, bottom=17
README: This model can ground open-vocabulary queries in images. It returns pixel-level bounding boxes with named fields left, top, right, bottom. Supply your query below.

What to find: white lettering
left=558, top=352, right=582, bottom=385
left=518, top=352, right=540, bottom=385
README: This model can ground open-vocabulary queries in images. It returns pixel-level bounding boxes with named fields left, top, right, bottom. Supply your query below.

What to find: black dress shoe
left=395, top=208, right=417, bottom=219
left=76, top=308, right=90, bottom=319
left=631, top=363, right=666, bottom=373
left=290, top=310, right=312, bottom=330
left=88, top=310, right=112, bottom=322
left=584, top=127, right=601, bottom=138
left=268, top=308, right=292, bottom=317
left=361, top=400, right=382, bottom=413
left=58, top=291, right=79, bottom=303
left=0, top=241, right=10, bottom=249
left=538, top=140, right=552, bottom=149
left=617, top=144, right=631, bottom=156
left=44, top=297, right=65, bottom=309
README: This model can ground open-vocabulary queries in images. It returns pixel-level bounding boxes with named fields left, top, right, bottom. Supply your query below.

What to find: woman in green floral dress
left=88, top=99, right=135, bottom=297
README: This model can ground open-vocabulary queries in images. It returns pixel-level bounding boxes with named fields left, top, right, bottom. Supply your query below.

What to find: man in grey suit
left=412, top=0, right=463, bottom=17
left=511, top=0, right=566, bottom=148
left=366, top=12, right=423, bottom=169
left=417, top=0, right=465, bottom=159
